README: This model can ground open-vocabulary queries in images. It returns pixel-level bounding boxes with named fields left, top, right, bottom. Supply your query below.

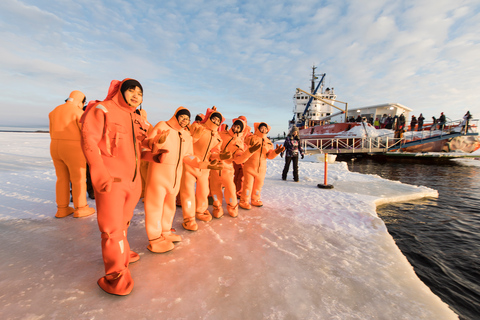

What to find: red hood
left=228, top=117, right=247, bottom=137
left=80, top=78, right=138, bottom=123
left=167, top=106, right=190, bottom=131
left=201, top=106, right=225, bottom=131
left=254, top=122, right=270, bottom=138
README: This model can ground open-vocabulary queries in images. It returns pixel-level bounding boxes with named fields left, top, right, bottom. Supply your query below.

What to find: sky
left=1, top=0, right=480, bottom=136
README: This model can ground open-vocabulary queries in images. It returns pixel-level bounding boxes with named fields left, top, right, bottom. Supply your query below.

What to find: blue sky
left=1, top=0, right=479, bottom=136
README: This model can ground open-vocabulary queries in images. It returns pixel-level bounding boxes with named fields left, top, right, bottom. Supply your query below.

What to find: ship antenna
left=311, top=65, right=317, bottom=93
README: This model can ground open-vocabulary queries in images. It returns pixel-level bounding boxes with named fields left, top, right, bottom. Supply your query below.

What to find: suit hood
left=168, top=107, right=191, bottom=131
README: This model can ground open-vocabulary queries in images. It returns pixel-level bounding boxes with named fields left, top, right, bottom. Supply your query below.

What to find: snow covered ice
left=0, top=132, right=458, bottom=319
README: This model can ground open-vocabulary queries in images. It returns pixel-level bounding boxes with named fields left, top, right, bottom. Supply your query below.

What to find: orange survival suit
left=180, top=107, right=224, bottom=231
left=233, top=116, right=251, bottom=197
left=143, top=107, right=209, bottom=253
left=81, top=79, right=149, bottom=296
left=239, top=122, right=284, bottom=209
left=209, top=117, right=257, bottom=218
left=49, top=90, right=95, bottom=218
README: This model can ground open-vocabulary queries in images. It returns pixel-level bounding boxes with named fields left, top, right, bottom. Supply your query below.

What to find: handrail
left=302, top=136, right=403, bottom=154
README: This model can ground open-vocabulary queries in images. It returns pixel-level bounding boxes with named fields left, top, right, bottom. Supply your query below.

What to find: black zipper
left=130, top=113, right=138, bottom=182
left=223, top=137, right=234, bottom=152
left=173, top=131, right=182, bottom=189
left=258, top=139, right=264, bottom=173
left=202, top=132, right=213, bottom=162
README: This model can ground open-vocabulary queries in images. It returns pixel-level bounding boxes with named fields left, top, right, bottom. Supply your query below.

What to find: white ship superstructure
left=291, top=66, right=338, bottom=128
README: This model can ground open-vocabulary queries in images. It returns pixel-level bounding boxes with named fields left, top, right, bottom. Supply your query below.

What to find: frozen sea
left=0, top=132, right=458, bottom=319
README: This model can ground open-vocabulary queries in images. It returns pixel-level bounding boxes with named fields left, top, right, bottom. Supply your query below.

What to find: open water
left=348, top=157, right=480, bottom=320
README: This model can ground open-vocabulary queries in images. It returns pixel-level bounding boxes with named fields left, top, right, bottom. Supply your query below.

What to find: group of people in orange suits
left=49, top=78, right=285, bottom=296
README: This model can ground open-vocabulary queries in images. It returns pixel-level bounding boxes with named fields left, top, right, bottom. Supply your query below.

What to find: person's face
left=259, top=125, right=267, bottom=134
left=293, top=130, right=298, bottom=136
left=177, top=114, right=190, bottom=128
left=124, top=86, right=143, bottom=108
left=232, top=124, right=241, bottom=133
left=211, top=116, right=221, bottom=126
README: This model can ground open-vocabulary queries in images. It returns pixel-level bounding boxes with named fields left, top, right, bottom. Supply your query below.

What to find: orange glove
left=190, top=125, right=204, bottom=140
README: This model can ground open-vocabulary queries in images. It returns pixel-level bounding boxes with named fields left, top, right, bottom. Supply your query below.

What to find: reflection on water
left=348, top=158, right=480, bottom=320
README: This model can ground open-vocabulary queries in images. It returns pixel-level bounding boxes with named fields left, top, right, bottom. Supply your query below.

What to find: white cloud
left=1, top=0, right=480, bottom=132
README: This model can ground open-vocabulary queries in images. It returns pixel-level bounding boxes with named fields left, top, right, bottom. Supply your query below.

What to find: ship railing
left=399, top=118, right=478, bottom=144
left=303, top=136, right=403, bottom=154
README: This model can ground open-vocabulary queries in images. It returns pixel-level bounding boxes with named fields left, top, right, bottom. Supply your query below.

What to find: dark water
left=348, top=157, right=480, bottom=320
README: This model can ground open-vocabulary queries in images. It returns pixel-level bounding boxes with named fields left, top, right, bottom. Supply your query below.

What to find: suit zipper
left=130, top=113, right=138, bottom=182
left=173, top=132, right=182, bottom=189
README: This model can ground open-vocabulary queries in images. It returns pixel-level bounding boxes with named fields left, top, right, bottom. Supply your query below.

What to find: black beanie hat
left=176, top=108, right=191, bottom=120
left=195, top=114, right=204, bottom=122
left=121, top=79, right=143, bottom=98
left=210, top=112, right=222, bottom=122
left=120, top=79, right=143, bottom=94
left=233, top=119, right=244, bottom=132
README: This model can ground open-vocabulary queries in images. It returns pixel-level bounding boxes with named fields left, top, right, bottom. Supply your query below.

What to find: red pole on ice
left=324, top=153, right=328, bottom=185
left=318, top=153, right=334, bottom=189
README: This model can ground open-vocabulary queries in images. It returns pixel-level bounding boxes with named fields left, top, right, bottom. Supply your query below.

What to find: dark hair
left=176, top=108, right=191, bottom=120
left=120, top=79, right=143, bottom=102
left=233, top=119, right=244, bottom=132
left=210, top=112, right=222, bottom=121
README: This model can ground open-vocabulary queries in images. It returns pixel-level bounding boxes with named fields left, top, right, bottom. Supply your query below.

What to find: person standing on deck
left=410, top=115, right=417, bottom=131
left=417, top=113, right=425, bottom=131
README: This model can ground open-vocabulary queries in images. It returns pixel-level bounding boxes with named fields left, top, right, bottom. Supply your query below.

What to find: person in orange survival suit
left=209, top=117, right=261, bottom=218
left=233, top=115, right=251, bottom=198
left=175, top=113, right=205, bottom=207
left=239, top=122, right=285, bottom=209
left=181, top=107, right=230, bottom=231
left=81, top=79, right=149, bottom=296
left=49, top=90, right=96, bottom=218
left=144, top=107, right=223, bottom=251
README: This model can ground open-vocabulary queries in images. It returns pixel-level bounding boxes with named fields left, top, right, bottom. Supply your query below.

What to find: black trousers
left=282, top=156, right=299, bottom=181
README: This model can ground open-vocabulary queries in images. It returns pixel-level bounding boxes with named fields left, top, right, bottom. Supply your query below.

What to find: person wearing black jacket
left=281, top=127, right=304, bottom=182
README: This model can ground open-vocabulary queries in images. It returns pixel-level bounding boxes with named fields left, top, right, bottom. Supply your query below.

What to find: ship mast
left=310, top=65, right=317, bottom=93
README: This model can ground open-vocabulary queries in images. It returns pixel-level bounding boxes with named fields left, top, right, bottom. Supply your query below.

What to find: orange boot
left=212, top=202, right=224, bottom=218
left=162, top=228, right=182, bottom=242
left=183, top=217, right=198, bottom=231
left=97, top=268, right=134, bottom=296
left=196, top=209, right=213, bottom=222
left=55, top=206, right=75, bottom=218
left=73, top=205, right=95, bottom=218
left=251, top=199, right=264, bottom=207
left=227, top=203, right=238, bottom=217
left=239, top=201, right=252, bottom=210
left=147, top=236, right=175, bottom=253
left=129, top=251, right=140, bottom=264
